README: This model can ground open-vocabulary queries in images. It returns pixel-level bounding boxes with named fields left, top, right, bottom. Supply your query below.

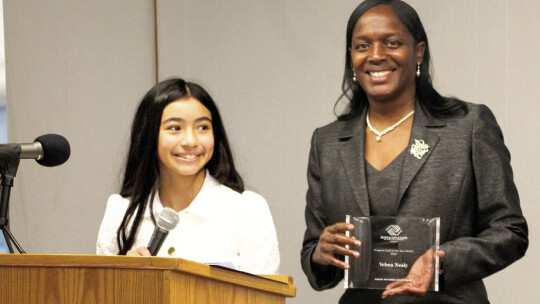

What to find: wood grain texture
left=0, top=254, right=295, bottom=304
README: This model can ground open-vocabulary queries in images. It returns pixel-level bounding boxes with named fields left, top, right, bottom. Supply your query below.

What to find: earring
left=352, top=70, right=357, bottom=82
left=416, top=63, right=421, bottom=77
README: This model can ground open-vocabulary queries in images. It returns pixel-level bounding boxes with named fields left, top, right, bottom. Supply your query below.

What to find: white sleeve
left=96, top=194, right=128, bottom=255
left=237, top=191, right=280, bottom=275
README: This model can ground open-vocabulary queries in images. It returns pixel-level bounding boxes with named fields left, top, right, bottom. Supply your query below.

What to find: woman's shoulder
left=453, top=100, right=488, bottom=114
left=440, top=100, right=497, bottom=124
left=464, top=101, right=495, bottom=117
left=431, top=101, right=506, bottom=145
left=317, top=117, right=356, bottom=133
left=310, top=115, right=364, bottom=145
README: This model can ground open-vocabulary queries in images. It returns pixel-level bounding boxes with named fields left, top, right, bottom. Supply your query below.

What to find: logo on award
left=386, top=225, right=403, bottom=236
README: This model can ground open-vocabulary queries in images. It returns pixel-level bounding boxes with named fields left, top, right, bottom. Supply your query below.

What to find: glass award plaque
left=344, top=215, right=440, bottom=291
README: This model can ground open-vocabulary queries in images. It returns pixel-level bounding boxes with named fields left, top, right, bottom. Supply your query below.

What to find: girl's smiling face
left=157, top=97, right=214, bottom=181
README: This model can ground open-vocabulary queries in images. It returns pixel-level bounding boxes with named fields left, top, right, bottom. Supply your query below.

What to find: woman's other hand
left=312, top=223, right=361, bottom=270
left=126, top=246, right=152, bottom=257
left=382, top=249, right=445, bottom=298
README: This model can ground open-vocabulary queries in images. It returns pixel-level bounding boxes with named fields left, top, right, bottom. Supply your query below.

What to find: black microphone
left=17, top=134, right=71, bottom=167
left=148, top=207, right=180, bottom=256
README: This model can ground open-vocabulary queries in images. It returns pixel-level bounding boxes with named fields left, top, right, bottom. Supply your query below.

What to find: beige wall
left=5, top=1, right=539, bottom=303
left=4, top=0, right=156, bottom=253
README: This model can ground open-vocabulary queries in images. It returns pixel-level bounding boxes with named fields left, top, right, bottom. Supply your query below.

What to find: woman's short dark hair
left=338, top=0, right=467, bottom=119
left=116, top=78, right=244, bottom=254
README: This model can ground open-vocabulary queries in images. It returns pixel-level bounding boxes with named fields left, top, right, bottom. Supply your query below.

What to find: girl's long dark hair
left=337, top=0, right=467, bottom=120
left=116, top=78, right=244, bottom=254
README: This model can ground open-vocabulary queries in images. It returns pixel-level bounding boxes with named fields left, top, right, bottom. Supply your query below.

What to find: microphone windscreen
left=157, top=207, right=180, bottom=231
left=34, top=134, right=71, bottom=167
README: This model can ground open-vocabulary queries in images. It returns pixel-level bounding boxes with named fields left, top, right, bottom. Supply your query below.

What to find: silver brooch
left=410, top=139, right=429, bottom=159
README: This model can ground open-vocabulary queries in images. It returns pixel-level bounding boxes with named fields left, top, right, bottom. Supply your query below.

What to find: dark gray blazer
left=301, top=102, right=528, bottom=304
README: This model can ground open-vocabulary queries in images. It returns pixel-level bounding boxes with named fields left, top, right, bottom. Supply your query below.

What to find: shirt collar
left=151, top=170, right=220, bottom=220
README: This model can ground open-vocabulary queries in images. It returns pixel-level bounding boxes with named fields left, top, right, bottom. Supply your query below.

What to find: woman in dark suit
left=300, top=1, right=528, bottom=303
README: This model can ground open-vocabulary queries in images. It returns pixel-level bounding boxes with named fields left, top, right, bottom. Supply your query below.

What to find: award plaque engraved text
left=344, top=216, right=440, bottom=291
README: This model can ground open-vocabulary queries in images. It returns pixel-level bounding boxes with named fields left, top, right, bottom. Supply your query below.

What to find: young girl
left=97, top=78, right=279, bottom=274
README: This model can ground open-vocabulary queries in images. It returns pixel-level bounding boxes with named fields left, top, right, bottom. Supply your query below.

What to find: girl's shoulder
left=103, top=194, right=131, bottom=217
left=214, top=184, right=270, bottom=212
left=106, top=194, right=130, bottom=207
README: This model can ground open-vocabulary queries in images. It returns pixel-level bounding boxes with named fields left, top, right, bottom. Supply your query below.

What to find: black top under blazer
left=301, top=101, right=528, bottom=304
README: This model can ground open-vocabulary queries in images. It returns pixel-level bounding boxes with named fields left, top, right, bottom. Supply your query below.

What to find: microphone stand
left=0, top=144, right=26, bottom=253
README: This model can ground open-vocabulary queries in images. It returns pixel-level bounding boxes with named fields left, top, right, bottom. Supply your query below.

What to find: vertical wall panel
left=4, top=0, right=155, bottom=254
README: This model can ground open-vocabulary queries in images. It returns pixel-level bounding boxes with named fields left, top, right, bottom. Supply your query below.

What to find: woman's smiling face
left=350, top=5, right=425, bottom=103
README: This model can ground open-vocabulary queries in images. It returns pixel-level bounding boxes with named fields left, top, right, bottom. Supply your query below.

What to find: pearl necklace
left=366, top=110, right=415, bottom=142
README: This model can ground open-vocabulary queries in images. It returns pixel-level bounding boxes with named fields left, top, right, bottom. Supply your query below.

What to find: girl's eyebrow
left=161, top=116, right=212, bottom=125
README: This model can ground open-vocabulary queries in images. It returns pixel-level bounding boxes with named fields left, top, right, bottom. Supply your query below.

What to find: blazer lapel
left=397, top=104, right=444, bottom=205
left=337, top=110, right=370, bottom=216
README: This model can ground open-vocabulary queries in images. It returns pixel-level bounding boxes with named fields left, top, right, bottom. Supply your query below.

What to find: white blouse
left=96, top=173, right=280, bottom=274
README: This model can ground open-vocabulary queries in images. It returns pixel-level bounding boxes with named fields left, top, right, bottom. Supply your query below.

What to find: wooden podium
left=0, top=254, right=296, bottom=304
